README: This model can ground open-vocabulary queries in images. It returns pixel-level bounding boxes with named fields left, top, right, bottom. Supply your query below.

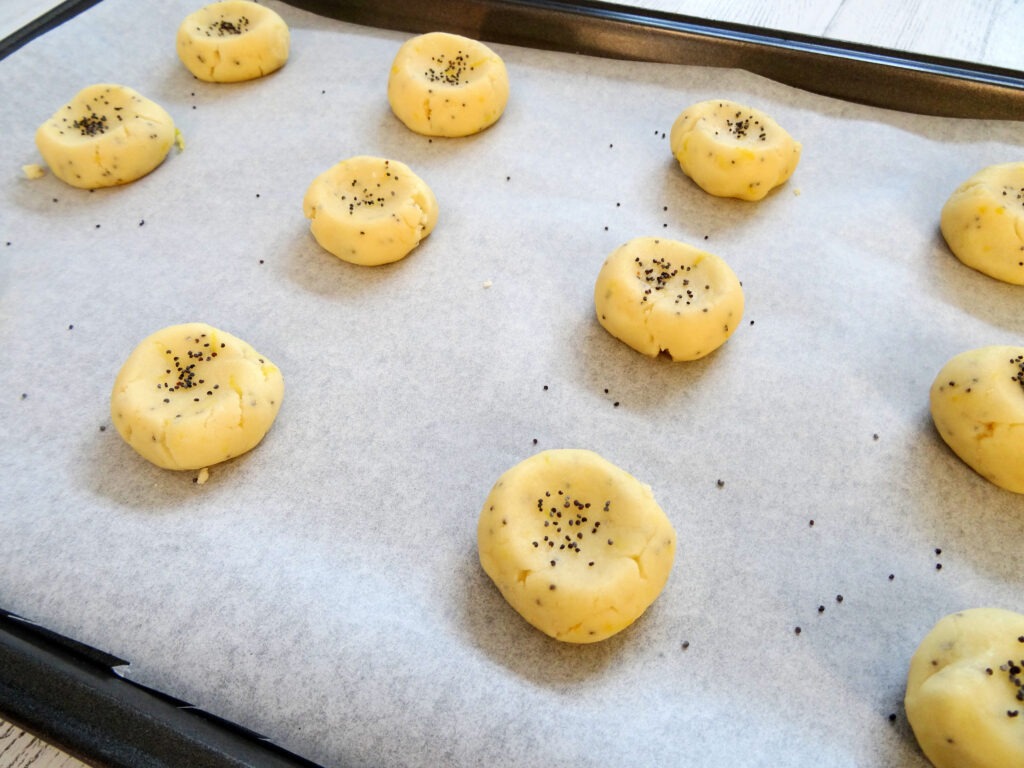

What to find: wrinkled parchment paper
left=2, top=2, right=1023, bottom=765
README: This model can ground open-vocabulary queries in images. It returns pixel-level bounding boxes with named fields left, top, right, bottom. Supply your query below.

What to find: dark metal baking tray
left=0, top=0, right=103, bottom=59
left=2, top=1, right=1022, bottom=766
left=0, top=608, right=322, bottom=767
left=284, top=0, right=1024, bottom=120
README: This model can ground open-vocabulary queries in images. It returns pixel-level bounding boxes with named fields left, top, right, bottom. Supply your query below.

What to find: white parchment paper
left=2, top=2, right=1023, bottom=766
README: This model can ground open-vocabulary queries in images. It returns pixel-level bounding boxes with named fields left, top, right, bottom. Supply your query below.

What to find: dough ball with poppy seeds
left=939, top=162, right=1024, bottom=285
left=176, top=0, right=289, bottom=83
left=387, top=31, right=509, bottom=137
left=670, top=99, right=800, bottom=201
left=594, top=237, right=744, bottom=361
left=929, top=346, right=1024, bottom=493
left=110, top=323, right=283, bottom=470
left=303, top=156, right=438, bottom=266
left=905, top=608, right=1024, bottom=768
left=35, top=84, right=175, bottom=189
left=477, top=449, right=676, bottom=643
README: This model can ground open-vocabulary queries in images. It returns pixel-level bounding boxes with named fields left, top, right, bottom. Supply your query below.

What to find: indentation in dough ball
left=940, top=162, right=1024, bottom=285
left=669, top=99, right=800, bottom=201
left=387, top=32, right=509, bottom=137
left=477, top=449, right=676, bottom=643
left=594, top=237, right=744, bottom=361
left=177, top=0, right=290, bottom=83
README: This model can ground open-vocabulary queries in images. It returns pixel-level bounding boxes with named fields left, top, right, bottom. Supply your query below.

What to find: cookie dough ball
left=176, top=0, right=289, bottom=83
left=669, top=99, right=801, bottom=201
left=110, top=323, right=283, bottom=470
left=906, top=608, right=1024, bottom=768
left=594, top=237, right=744, bottom=361
left=930, top=346, right=1024, bottom=493
left=387, top=31, right=509, bottom=137
left=35, top=84, right=175, bottom=189
left=303, top=155, right=438, bottom=266
left=478, top=449, right=676, bottom=643
left=940, top=163, right=1024, bottom=285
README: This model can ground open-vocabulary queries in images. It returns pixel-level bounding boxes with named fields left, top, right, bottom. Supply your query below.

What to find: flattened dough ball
left=176, top=0, right=289, bottom=83
left=929, top=346, right=1024, bottom=493
left=905, top=608, right=1024, bottom=768
left=35, top=84, right=174, bottom=189
left=477, top=449, right=676, bottom=643
left=595, top=237, right=744, bottom=361
left=940, top=163, right=1024, bottom=285
left=303, top=155, right=438, bottom=266
left=387, top=32, right=509, bottom=137
left=110, top=323, right=284, bottom=470
left=670, top=99, right=801, bottom=201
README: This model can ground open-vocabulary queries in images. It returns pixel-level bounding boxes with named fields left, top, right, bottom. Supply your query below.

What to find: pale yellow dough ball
left=669, top=99, right=801, bottom=201
left=387, top=31, right=509, bottom=137
left=940, top=162, right=1024, bottom=285
left=35, top=84, right=175, bottom=189
left=177, top=0, right=289, bottom=83
left=929, top=346, right=1024, bottom=493
left=303, top=156, right=438, bottom=266
left=906, top=608, right=1024, bottom=768
left=110, top=323, right=284, bottom=471
left=478, top=449, right=676, bottom=643
left=594, top=237, right=744, bottom=361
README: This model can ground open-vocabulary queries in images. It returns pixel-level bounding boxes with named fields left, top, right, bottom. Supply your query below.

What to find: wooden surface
left=1, top=1, right=1020, bottom=766
left=0, top=722, right=86, bottom=768
left=632, top=0, right=1024, bottom=70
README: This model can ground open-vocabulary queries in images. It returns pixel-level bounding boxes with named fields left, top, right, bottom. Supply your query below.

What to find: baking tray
left=0, top=608, right=319, bottom=767
left=1, top=1, right=1022, bottom=767
left=0, top=0, right=103, bottom=59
